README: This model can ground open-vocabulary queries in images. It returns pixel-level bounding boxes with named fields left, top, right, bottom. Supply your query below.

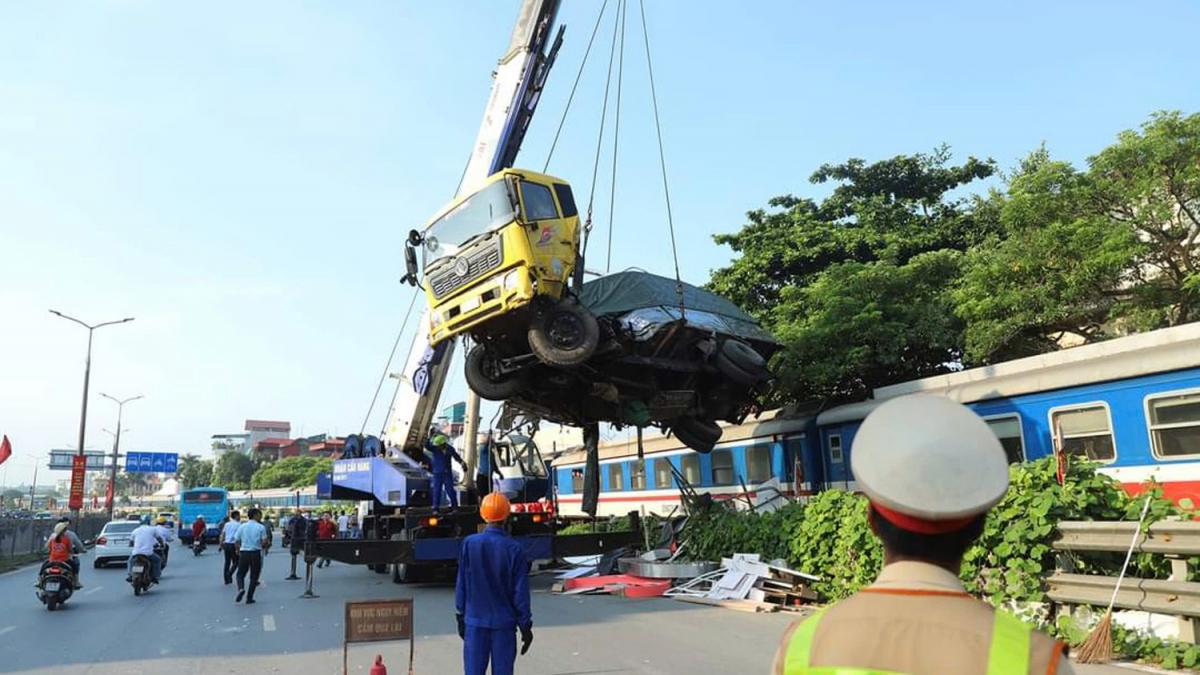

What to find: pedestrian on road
left=262, top=516, right=274, bottom=556
left=219, top=510, right=241, bottom=585
left=425, top=434, right=467, bottom=512
left=770, top=394, right=1073, bottom=675
left=455, top=492, right=533, bottom=675
left=336, top=511, right=350, bottom=539
left=315, top=512, right=337, bottom=567
left=234, top=507, right=268, bottom=604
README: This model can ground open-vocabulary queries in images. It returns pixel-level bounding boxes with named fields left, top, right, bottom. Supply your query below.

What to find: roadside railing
left=1047, top=520, right=1200, bottom=643
left=0, top=515, right=111, bottom=559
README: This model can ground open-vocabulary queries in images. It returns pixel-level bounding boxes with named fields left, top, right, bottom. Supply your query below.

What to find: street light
left=50, top=310, right=134, bottom=523
left=100, top=393, right=142, bottom=521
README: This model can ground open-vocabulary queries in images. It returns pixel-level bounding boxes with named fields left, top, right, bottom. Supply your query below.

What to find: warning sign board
left=343, top=598, right=414, bottom=674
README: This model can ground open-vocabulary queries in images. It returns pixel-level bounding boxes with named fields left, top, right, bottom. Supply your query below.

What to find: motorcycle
left=156, top=543, right=169, bottom=569
left=36, top=559, right=76, bottom=611
left=192, top=538, right=206, bottom=556
left=128, top=554, right=157, bottom=596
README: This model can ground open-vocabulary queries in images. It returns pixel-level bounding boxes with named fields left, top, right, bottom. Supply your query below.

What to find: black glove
left=456, top=613, right=465, bottom=640
left=520, top=624, right=533, bottom=655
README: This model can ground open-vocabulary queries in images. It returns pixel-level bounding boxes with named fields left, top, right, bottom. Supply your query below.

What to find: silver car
left=93, top=520, right=141, bottom=568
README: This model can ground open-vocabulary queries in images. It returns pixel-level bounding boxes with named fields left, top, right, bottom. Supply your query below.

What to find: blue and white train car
left=814, top=322, right=1200, bottom=504
left=551, top=409, right=818, bottom=518
left=227, top=486, right=320, bottom=510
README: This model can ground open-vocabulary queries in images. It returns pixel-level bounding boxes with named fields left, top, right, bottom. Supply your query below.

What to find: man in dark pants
left=219, top=511, right=241, bottom=585
left=424, top=434, right=467, bottom=512
left=234, top=508, right=268, bottom=604
left=455, top=493, right=533, bottom=675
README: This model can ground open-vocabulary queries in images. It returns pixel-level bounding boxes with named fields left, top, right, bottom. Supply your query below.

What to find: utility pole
left=100, top=393, right=142, bottom=521
left=28, top=462, right=38, bottom=509
left=50, top=310, right=135, bottom=525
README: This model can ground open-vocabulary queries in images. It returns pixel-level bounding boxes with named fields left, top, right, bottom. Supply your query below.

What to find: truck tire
left=715, top=339, right=769, bottom=388
left=670, top=417, right=722, bottom=454
left=464, top=345, right=525, bottom=401
left=528, top=298, right=600, bottom=367
left=390, top=531, right=419, bottom=584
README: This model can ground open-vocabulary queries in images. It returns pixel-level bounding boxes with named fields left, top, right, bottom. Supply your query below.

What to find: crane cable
left=604, top=0, right=627, bottom=274
left=637, top=0, right=686, bottom=317
left=360, top=289, right=422, bottom=436
left=543, top=0, right=611, bottom=173
left=580, top=0, right=625, bottom=262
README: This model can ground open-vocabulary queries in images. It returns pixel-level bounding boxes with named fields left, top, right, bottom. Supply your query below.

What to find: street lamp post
left=50, top=310, right=134, bottom=524
left=100, top=393, right=142, bottom=521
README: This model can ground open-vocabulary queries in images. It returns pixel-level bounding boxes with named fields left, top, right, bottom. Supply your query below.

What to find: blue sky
left=2, top=0, right=1198, bottom=488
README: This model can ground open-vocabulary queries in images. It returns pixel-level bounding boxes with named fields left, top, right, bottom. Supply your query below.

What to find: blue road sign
left=124, top=452, right=181, bottom=473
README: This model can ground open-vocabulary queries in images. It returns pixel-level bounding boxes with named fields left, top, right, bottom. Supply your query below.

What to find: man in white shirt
left=126, top=521, right=164, bottom=583
left=234, top=508, right=268, bottom=604
left=219, top=511, right=242, bottom=585
left=337, top=512, right=350, bottom=539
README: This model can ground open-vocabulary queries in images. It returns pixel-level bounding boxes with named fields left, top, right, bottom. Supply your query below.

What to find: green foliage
left=557, top=515, right=633, bottom=537
left=177, top=454, right=214, bottom=489
left=684, top=502, right=804, bottom=564
left=250, top=456, right=332, bottom=490
left=709, top=146, right=997, bottom=402
left=212, top=452, right=254, bottom=491
left=788, top=491, right=883, bottom=600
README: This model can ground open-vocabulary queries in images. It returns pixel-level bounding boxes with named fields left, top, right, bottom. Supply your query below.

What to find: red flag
left=105, top=478, right=114, bottom=509
left=0, top=435, right=11, bottom=465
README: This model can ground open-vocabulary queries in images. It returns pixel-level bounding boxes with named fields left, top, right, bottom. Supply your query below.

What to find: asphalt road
left=0, top=540, right=1149, bottom=675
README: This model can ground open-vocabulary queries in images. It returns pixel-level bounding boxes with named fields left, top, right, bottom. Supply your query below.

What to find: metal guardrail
left=1054, top=520, right=1200, bottom=556
left=1048, top=519, right=1200, bottom=642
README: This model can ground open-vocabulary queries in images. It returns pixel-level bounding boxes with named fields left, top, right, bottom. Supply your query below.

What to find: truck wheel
left=464, top=345, right=526, bottom=401
left=670, top=417, right=723, bottom=454
left=528, top=298, right=600, bottom=367
left=715, top=339, right=769, bottom=388
left=390, top=531, right=417, bottom=584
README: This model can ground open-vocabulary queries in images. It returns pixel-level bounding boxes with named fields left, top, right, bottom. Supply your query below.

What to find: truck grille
left=429, top=239, right=503, bottom=299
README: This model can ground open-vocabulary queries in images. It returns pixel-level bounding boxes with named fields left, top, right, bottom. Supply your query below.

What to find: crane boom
left=381, top=0, right=564, bottom=454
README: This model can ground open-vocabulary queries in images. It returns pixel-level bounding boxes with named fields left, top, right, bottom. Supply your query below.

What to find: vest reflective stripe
left=783, top=607, right=1033, bottom=675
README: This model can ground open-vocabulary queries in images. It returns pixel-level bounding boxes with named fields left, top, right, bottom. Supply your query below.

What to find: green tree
left=709, top=147, right=997, bottom=401
left=956, top=148, right=1141, bottom=362
left=212, top=452, right=255, bottom=491
left=2, top=488, right=22, bottom=508
left=177, top=454, right=214, bottom=489
left=250, top=456, right=332, bottom=490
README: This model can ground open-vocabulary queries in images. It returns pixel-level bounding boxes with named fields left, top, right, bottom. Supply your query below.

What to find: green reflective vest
left=782, top=607, right=1032, bottom=675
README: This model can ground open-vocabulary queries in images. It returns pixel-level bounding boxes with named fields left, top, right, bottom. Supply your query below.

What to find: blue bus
left=178, top=487, right=229, bottom=543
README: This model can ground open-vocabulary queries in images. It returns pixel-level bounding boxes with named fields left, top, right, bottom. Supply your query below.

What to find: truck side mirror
left=408, top=230, right=424, bottom=247
left=400, top=245, right=419, bottom=287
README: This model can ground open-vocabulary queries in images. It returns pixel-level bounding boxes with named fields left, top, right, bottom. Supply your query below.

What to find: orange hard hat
left=480, top=493, right=511, bottom=523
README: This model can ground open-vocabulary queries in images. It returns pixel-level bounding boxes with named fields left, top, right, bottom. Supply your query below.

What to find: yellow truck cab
left=404, top=168, right=600, bottom=399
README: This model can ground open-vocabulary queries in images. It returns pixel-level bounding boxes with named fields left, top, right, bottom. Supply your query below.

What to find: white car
left=93, top=520, right=142, bottom=568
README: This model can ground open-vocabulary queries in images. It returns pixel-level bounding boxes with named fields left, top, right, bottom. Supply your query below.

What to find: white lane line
left=0, top=627, right=15, bottom=638
left=263, top=614, right=276, bottom=632
left=83, top=586, right=104, bottom=596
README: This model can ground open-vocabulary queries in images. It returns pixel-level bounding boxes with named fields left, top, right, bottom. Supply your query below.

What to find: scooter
left=36, top=559, right=77, bottom=611
left=128, top=554, right=157, bottom=596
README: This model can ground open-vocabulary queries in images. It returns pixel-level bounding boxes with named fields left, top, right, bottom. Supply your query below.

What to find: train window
left=607, top=463, right=625, bottom=492
left=711, top=449, right=735, bottom=486
left=1147, top=391, right=1200, bottom=458
left=1050, top=404, right=1115, bottom=462
left=984, top=415, right=1025, bottom=464
left=571, top=469, right=584, bottom=493
left=680, top=455, right=701, bottom=485
left=630, top=459, right=647, bottom=490
left=746, top=446, right=772, bottom=483
left=654, top=459, right=674, bottom=488
left=828, top=434, right=843, bottom=463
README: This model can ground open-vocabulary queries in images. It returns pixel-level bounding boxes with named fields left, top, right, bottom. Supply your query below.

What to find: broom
left=1075, top=494, right=1153, bottom=663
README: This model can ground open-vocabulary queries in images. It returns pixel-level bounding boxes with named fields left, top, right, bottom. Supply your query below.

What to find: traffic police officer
left=771, top=394, right=1074, bottom=675
left=455, top=493, right=533, bottom=675
left=425, top=434, right=467, bottom=511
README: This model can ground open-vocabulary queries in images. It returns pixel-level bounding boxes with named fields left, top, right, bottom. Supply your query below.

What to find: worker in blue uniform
left=425, top=433, right=467, bottom=511
left=455, top=493, right=533, bottom=675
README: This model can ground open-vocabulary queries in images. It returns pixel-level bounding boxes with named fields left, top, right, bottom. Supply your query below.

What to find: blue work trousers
left=431, top=472, right=458, bottom=509
left=464, top=625, right=516, bottom=675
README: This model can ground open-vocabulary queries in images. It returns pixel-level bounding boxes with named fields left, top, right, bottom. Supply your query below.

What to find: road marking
left=0, top=627, right=15, bottom=638
left=83, top=586, right=104, bottom=595
left=263, top=615, right=276, bottom=632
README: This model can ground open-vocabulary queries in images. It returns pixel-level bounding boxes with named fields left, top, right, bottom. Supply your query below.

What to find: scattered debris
left=664, top=553, right=819, bottom=612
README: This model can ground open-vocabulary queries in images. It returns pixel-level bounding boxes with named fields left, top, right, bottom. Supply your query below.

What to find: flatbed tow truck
left=301, top=0, right=644, bottom=586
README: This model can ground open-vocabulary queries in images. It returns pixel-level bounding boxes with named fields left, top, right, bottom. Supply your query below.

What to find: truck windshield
left=423, top=179, right=516, bottom=265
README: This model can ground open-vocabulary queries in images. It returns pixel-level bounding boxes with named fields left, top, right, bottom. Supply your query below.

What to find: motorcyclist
left=126, top=517, right=165, bottom=584
left=46, top=520, right=84, bottom=589
left=154, top=515, right=175, bottom=567
left=191, top=515, right=207, bottom=548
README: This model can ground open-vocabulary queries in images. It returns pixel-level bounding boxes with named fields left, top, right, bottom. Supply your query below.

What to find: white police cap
left=850, top=394, right=1010, bottom=525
